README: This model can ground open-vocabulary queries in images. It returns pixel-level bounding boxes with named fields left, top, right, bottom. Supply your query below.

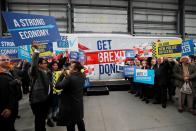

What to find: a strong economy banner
left=2, top=12, right=60, bottom=45
left=0, top=37, right=18, bottom=59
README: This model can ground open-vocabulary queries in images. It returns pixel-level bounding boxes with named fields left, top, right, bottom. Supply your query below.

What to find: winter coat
left=0, top=72, right=21, bottom=116
left=173, top=63, right=196, bottom=90
left=154, top=61, right=170, bottom=87
left=55, top=72, right=85, bottom=126
left=29, top=52, right=51, bottom=104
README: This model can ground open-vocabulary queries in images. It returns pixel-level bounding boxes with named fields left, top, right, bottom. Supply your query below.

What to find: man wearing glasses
left=29, top=41, right=52, bottom=131
left=0, top=55, right=20, bottom=131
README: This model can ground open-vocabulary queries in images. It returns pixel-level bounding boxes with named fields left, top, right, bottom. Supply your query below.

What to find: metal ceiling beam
left=178, top=0, right=185, bottom=40
left=128, top=0, right=133, bottom=34
left=67, top=0, right=73, bottom=33
left=73, top=4, right=127, bottom=9
left=7, top=2, right=68, bottom=6
left=0, top=0, right=7, bottom=36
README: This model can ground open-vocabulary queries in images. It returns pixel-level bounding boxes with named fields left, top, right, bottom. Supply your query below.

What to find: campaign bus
left=53, top=34, right=182, bottom=80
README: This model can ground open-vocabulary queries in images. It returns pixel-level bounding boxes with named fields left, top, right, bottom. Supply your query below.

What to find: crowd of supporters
left=1, top=42, right=196, bottom=131
left=126, top=56, right=196, bottom=115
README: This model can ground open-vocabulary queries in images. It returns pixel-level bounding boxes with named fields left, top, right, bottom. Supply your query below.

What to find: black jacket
left=154, top=61, right=170, bottom=86
left=0, top=72, right=20, bottom=115
left=55, top=72, right=85, bottom=126
left=29, top=52, right=51, bottom=104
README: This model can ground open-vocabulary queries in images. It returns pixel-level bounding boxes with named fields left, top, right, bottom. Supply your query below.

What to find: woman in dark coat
left=55, top=61, right=86, bottom=131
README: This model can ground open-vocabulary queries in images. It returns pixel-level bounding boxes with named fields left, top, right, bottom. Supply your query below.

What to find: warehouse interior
left=0, top=0, right=196, bottom=42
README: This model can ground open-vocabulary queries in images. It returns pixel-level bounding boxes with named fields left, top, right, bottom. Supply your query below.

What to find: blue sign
left=125, top=50, right=135, bottom=58
left=124, top=65, right=134, bottom=78
left=18, top=45, right=31, bottom=62
left=0, top=37, right=18, bottom=59
left=70, top=51, right=79, bottom=60
left=2, top=12, right=60, bottom=45
left=182, top=40, right=195, bottom=56
left=57, top=36, right=69, bottom=48
left=133, top=68, right=154, bottom=85
left=79, top=51, right=85, bottom=62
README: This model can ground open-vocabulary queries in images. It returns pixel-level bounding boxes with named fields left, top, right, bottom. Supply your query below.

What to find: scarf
left=0, top=63, right=13, bottom=74
left=182, top=63, right=189, bottom=77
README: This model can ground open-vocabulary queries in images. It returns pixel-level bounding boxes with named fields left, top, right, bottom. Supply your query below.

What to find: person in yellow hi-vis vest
left=47, top=61, right=63, bottom=127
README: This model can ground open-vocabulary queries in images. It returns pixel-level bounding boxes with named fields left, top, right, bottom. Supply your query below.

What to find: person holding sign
left=29, top=41, right=52, bottom=131
left=173, top=56, right=196, bottom=115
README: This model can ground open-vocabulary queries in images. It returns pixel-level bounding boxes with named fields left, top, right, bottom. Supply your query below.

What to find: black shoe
left=145, top=99, right=149, bottom=104
left=52, top=116, right=57, bottom=122
left=153, top=100, right=160, bottom=104
left=142, top=98, right=146, bottom=101
left=16, top=115, right=21, bottom=119
left=135, top=94, right=139, bottom=97
left=162, top=104, right=166, bottom=108
left=47, top=119, right=55, bottom=127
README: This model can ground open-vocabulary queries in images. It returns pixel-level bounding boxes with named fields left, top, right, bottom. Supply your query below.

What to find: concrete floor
left=16, top=92, right=196, bottom=131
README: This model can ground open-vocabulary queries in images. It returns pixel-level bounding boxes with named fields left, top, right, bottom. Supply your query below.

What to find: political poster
left=133, top=68, right=155, bottom=85
left=181, top=40, right=195, bottom=56
left=125, top=50, right=135, bottom=58
left=0, top=37, right=18, bottom=59
left=124, top=65, right=134, bottom=78
left=70, top=51, right=79, bottom=60
left=152, top=39, right=182, bottom=58
left=79, top=51, right=85, bottom=63
left=2, top=12, right=60, bottom=45
left=53, top=35, right=78, bottom=55
left=18, top=45, right=31, bottom=62
left=30, top=43, right=53, bottom=58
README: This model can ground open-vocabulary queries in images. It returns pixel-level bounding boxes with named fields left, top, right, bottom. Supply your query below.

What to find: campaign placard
left=153, top=39, right=182, bottom=58
left=70, top=51, right=79, bottom=60
left=18, top=45, right=31, bottom=62
left=0, top=37, right=18, bottom=59
left=181, top=40, right=194, bottom=56
left=124, top=65, right=134, bottom=78
left=133, top=68, right=155, bottom=85
left=53, top=35, right=78, bottom=55
left=30, top=43, right=53, bottom=58
left=2, top=12, right=60, bottom=45
left=125, top=50, right=135, bottom=58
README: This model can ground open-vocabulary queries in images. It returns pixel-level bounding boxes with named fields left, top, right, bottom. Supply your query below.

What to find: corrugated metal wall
left=72, top=0, right=128, bottom=33
left=185, top=0, right=196, bottom=42
left=8, top=0, right=68, bottom=33
left=133, top=0, right=178, bottom=36
left=6, top=0, right=196, bottom=40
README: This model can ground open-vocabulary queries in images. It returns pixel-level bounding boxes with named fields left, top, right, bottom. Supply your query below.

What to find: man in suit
left=153, top=57, right=170, bottom=108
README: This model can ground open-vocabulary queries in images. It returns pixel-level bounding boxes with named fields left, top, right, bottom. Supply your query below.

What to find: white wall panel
left=72, top=0, right=127, bottom=6
left=185, top=14, right=196, bottom=35
left=74, top=7, right=127, bottom=33
left=74, top=23, right=127, bottom=33
left=29, top=11, right=49, bottom=16
left=133, top=0, right=178, bottom=35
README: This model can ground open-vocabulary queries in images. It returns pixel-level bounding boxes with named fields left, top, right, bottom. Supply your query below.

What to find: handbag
left=180, top=81, right=192, bottom=95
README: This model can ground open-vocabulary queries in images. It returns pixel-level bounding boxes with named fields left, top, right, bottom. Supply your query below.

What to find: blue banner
left=79, top=51, right=85, bottom=62
left=57, top=36, right=69, bottom=48
left=182, top=40, right=195, bottom=56
left=133, top=68, right=154, bottom=85
left=123, top=65, right=134, bottom=78
left=70, top=51, right=79, bottom=60
left=2, top=12, right=60, bottom=45
left=18, top=45, right=31, bottom=62
left=125, top=50, right=135, bottom=58
left=0, top=37, right=18, bottom=59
